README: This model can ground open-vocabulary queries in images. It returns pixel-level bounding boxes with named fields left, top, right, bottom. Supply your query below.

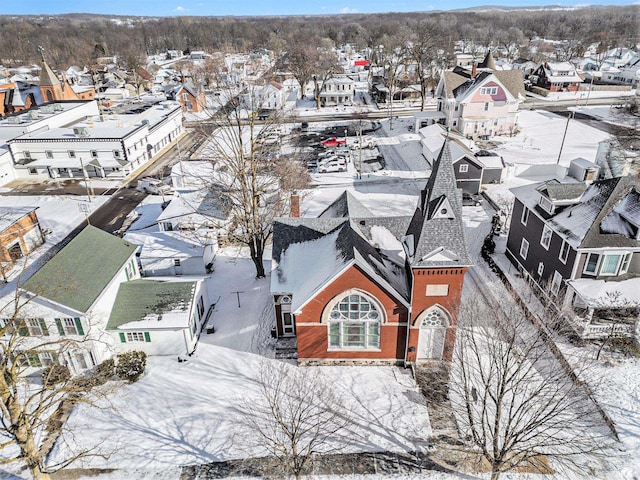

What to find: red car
left=321, top=137, right=347, bottom=148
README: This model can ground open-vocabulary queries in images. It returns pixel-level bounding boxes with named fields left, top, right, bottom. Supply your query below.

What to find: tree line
left=0, top=5, right=637, bottom=68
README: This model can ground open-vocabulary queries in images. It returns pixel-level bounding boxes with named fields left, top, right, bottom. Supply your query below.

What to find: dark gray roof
left=318, top=191, right=374, bottom=218
left=539, top=177, right=640, bottom=248
left=406, top=140, right=472, bottom=268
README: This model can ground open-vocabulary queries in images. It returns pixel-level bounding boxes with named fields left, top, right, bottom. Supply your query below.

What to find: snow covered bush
left=41, top=363, right=70, bottom=386
left=115, top=351, right=147, bottom=383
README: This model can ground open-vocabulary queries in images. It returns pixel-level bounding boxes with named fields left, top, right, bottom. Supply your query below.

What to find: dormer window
left=538, top=195, right=553, bottom=214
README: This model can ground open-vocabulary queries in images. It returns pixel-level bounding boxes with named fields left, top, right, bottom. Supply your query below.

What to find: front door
left=417, top=309, right=447, bottom=360
left=282, top=312, right=295, bottom=336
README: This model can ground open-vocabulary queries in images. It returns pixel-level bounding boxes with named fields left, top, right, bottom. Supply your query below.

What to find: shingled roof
left=22, top=226, right=137, bottom=313
left=39, top=61, right=60, bottom=87
left=271, top=140, right=472, bottom=310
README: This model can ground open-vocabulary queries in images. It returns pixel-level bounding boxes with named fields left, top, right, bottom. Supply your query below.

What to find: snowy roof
left=157, top=189, right=230, bottom=226
left=124, top=231, right=210, bottom=259
left=107, top=279, right=197, bottom=330
left=568, top=277, right=640, bottom=307
left=512, top=177, right=640, bottom=248
left=0, top=206, right=38, bottom=232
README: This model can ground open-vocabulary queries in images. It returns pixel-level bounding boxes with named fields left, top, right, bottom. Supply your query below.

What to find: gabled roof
left=318, top=191, right=374, bottom=218
left=0, top=206, right=38, bottom=232
left=441, top=67, right=525, bottom=101
left=22, top=226, right=137, bottom=313
left=107, top=279, right=196, bottom=330
left=514, top=177, right=640, bottom=249
left=478, top=50, right=496, bottom=70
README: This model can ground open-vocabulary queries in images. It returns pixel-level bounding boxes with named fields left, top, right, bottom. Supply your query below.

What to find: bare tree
left=312, top=50, right=342, bottom=110
left=377, top=32, right=411, bottom=129
left=0, top=286, right=114, bottom=479
left=278, top=42, right=317, bottom=99
left=450, top=293, right=616, bottom=480
left=408, top=21, right=442, bottom=111
left=240, top=361, right=349, bottom=480
left=197, top=82, right=307, bottom=278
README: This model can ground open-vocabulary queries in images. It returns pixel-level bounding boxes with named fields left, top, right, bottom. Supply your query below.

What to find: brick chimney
left=471, top=63, right=477, bottom=78
left=290, top=193, right=300, bottom=218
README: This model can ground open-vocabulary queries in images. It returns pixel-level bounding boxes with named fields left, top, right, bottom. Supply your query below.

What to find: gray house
left=505, top=176, right=640, bottom=339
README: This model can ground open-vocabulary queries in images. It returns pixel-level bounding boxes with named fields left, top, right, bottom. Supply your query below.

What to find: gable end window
left=327, top=292, right=382, bottom=351
left=459, top=164, right=469, bottom=173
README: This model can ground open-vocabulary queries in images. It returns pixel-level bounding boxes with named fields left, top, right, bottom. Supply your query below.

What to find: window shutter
left=74, top=318, right=84, bottom=336
left=39, top=319, right=49, bottom=336
left=144, top=332, right=151, bottom=343
left=55, top=318, right=65, bottom=336
left=119, top=332, right=126, bottom=343
left=17, top=320, right=29, bottom=337
left=28, top=352, right=41, bottom=367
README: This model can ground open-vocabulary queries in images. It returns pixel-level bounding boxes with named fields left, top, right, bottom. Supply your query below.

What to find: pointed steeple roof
left=406, top=138, right=472, bottom=268
left=479, top=50, right=496, bottom=70
left=39, top=61, right=60, bottom=87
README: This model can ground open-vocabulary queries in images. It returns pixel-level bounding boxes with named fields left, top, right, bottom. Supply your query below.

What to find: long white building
left=2, top=100, right=183, bottom=183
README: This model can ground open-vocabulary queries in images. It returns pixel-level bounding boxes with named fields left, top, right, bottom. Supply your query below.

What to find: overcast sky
left=4, top=0, right=636, bottom=16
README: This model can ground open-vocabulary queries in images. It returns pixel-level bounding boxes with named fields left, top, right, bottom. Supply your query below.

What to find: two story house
left=531, top=62, right=583, bottom=92
left=505, top=176, right=640, bottom=339
left=318, top=76, right=355, bottom=107
left=434, top=62, right=525, bottom=138
left=270, top=140, right=472, bottom=365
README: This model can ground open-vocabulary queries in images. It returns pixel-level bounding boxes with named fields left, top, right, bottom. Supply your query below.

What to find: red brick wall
left=406, top=267, right=467, bottom=362
left=295, top=264, right=408, bottom=361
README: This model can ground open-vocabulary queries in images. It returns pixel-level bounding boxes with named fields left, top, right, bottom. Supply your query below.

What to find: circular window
left=421, top=309, right=447, bottom=327
left=441, top=208, right=448, bottom=215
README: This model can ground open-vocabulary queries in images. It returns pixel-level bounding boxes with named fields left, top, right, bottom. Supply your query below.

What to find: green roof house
left=18, top=225, right=139, bottom=373
left=107, top=278, right=210, bottom=355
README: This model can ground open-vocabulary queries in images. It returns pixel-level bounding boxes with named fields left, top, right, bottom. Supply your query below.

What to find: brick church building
left=270, top=140, right=471, bottom=365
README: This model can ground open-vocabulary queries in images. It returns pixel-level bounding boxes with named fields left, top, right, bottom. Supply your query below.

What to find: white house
left=106, top=278, right=210, bottom=356
left=318, top=76, right=355, bottom=107
left=125, top=230, right=217, bottom=276
left=4, top=226, right=140, bottom=374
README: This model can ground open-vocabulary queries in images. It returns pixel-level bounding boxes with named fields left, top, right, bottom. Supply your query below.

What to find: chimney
left=471, top=63, right=477, bottom=78
left=290, top=193, right=300, bottom=218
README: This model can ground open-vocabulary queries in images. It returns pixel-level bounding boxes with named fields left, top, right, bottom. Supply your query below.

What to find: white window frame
left=459, top=164, right=468, bottom=173
left=583, top=253, right=600, bottom=275
left=519, top=238, right=529, bottom=260
left=62, top=318, right=78, bottom=335
left=68, top=150, right=76, bottom=158
left=538, top=196, right=553, bottom=214
left=126, top=332, right=145, bottom=343
left=620, top=253, right=632, bottom=274
left=26, top=319, right=43, bottom=336
left=537, top=262, right=544, bottom=276
left=521, top=206, right=529, bottom=226
left=550, top=271, right=563, bottom=296
left=483, top=102, right=489, bottom=111
left=540, top=225, right=553, bottom=250
left=326, top=291, right=383, bottom=351
left=559, top=240, right=570, bottom=264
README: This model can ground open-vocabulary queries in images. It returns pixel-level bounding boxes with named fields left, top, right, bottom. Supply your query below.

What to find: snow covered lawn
left=51, top=247, right=431, bottom=475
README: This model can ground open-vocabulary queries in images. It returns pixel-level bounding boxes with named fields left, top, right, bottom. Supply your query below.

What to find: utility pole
left=556, top=110, right=574, bottom=165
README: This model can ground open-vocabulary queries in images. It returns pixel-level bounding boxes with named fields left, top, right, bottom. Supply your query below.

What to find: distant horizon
left=1, top=0, right=636, bottom=17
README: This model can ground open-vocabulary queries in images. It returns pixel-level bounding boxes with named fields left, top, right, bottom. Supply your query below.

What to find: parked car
left=462, top=192, right=483, bottom=206
left=318, top=158, right=347, bottom=173
left=137, top=177, right=173, bottom=196
left=352, top=136, right=375, bottom=149
left=321, top=137, right=347, bottom=148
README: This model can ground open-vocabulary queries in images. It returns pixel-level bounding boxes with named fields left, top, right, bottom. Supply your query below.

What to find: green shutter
left=125, top=268, right=130, bottom=281
left=17, top=320, right=29, bottom=337
left=119, top=332, right=126, bottom=343
left=27, top=352, right=42, bottom=367
left=55, top=319, right=64, bottom=335
left=144, top=332, right=151, bottom=343
left=74, top=318, right=84, bottom=336
left=39, top=319, right=49, bottom=336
